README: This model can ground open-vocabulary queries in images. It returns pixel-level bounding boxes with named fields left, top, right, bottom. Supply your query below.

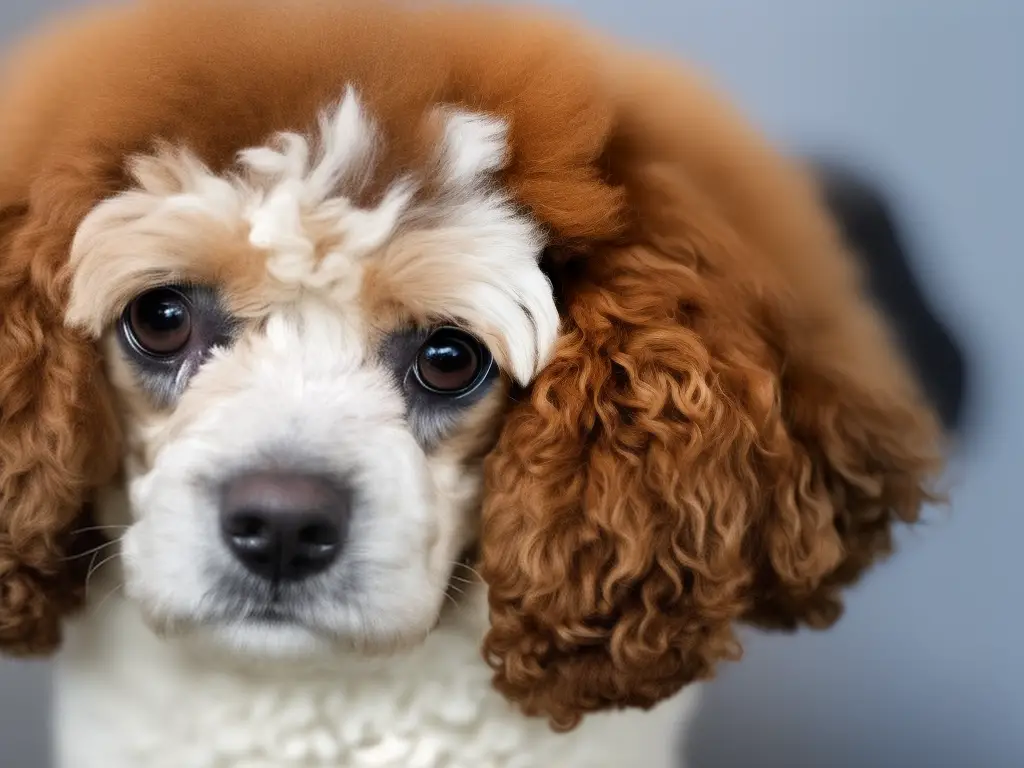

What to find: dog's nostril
left=298, top=521, right=340, bottom=549
left=223, top=512, right=276, bottom=564
left=293, top=522, right=342, bottom=567
left=218, top=471, right=351, bottom=582
left=226, top=512, right=271, bottom=541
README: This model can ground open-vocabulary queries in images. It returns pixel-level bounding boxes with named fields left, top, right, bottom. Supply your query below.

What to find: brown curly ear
left=480, top=55, right=943, bottom=730
left=738, top=280, right=943, bottom=632
left=0, top=198, right=121, bottom=655
left=481, top=238, right=757, bottom=730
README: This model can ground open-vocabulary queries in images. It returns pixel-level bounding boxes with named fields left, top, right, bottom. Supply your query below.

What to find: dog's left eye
left=412, top=327, right=492, bottom=396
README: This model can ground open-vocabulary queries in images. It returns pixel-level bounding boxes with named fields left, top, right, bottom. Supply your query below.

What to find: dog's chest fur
left=53, top=575, right=696, bottom=768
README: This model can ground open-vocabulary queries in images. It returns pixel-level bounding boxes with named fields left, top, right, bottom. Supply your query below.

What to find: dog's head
left=0, top=0, right=943, bottom=729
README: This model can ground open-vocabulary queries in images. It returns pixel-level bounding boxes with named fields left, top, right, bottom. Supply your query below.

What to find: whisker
left=63, top=537, right=122, bottom=562
left=85, top=542, right=103, bottom=595
left=85, top=551, right=123, bottom=600
left=70, top=525, right=130, bottom=536
left=452, top=562, right=484, bottom=582
left=94, top=581, right=125, bottom=615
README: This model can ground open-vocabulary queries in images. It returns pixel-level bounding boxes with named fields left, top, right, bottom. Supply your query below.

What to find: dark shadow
left=810, top=159, right=969, bottom=435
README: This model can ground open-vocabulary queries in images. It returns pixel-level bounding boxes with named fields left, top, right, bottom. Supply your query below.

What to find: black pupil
left=138, top=291, right=187, bottom=332
left=128, top=288, right=192, bottom=356
left=423, top=339, right=473, bottom=373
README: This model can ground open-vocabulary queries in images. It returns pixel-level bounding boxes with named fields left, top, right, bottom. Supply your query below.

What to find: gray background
left=2, top=1, right=1021, bottom=766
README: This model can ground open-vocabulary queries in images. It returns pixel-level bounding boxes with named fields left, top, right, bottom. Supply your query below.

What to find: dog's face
left=66, top=94, right=555, bottom=655
left=0, top=0, right=944, bottom=730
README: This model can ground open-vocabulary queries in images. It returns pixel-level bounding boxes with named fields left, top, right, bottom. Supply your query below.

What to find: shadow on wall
left=810, top=157, right=969, bottom=436
left=684, top=156, right=973, bottom=768
left=806, top=158, right=966, bottom=438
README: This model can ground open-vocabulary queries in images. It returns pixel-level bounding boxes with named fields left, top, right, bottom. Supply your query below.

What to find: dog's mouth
left=245, top=604, right=295, bottom=624
left=208, top=571, right=324, bottom=626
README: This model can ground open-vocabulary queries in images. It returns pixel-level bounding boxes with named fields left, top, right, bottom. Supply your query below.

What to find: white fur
left=57, top=572, right=699, bottom=768
left=437, top=110, right=508, bottom=185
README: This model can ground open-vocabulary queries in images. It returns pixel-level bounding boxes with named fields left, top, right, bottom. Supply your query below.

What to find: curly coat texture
left=0, top=201, right=121, bottom=654
left=0, top=0, right=943, bottom=728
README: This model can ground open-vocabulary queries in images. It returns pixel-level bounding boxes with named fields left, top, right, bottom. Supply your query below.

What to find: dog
left=0, top=1, right=946, bottom=766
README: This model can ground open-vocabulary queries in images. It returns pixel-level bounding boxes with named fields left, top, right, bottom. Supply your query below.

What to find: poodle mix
left=0, top=1, right=944, bottom=766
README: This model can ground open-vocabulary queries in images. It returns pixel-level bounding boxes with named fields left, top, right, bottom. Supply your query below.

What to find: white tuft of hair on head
left=435, top=109, right=509, bottom=188
left=237, top=87, right=419, bottom=291
left=307, top=86, right=377, bottom=203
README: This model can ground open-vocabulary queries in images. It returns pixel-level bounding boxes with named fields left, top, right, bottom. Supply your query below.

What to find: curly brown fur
left=0, top=201, right=121, bottom=653
left=480, top=54, right=944, bottom=729
left=0, top=0, right=944, bottom=731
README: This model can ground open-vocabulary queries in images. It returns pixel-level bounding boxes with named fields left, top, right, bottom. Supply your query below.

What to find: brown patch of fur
left=0, top=0, right=942, bottom=734
left=68, top=211, right=268, bottom=335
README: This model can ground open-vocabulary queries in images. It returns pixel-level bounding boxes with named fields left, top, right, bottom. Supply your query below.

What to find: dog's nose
left=219, top=471, right=351, bottom=582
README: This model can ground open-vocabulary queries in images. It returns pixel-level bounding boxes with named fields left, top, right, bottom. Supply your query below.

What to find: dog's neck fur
left=53, top=499, right=697, bottom=768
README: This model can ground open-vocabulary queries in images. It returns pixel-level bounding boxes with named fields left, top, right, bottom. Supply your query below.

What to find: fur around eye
left=116, top=284, right=238, bottom=405
left=377, top=325, right=501, bottom=447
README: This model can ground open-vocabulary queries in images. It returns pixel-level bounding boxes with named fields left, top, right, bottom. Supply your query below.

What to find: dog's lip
left=216, top=578, right=306, bottom=624
left=245, top=604, right=295, bottom=624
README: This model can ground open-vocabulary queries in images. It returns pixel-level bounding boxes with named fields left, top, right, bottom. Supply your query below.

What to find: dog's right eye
left=123, top=287, right=193, bottom=358
left=116, top=284, right=236, bottom=405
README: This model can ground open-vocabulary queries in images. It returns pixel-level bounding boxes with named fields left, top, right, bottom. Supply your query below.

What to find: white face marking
left=65, top=88, right=560, bottom=657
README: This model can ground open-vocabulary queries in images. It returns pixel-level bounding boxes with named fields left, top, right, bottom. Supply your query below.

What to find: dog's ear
left=479, top=53, right=944, bottom=729
left=0, top=5, right=125, bottom=655
left=0, top=191, right=121, bottom=655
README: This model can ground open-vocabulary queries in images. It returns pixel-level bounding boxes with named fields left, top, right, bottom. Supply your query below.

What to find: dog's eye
left=124, top=287, right=192, bottom=357
left=413, top=328, right=491, bottom=396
